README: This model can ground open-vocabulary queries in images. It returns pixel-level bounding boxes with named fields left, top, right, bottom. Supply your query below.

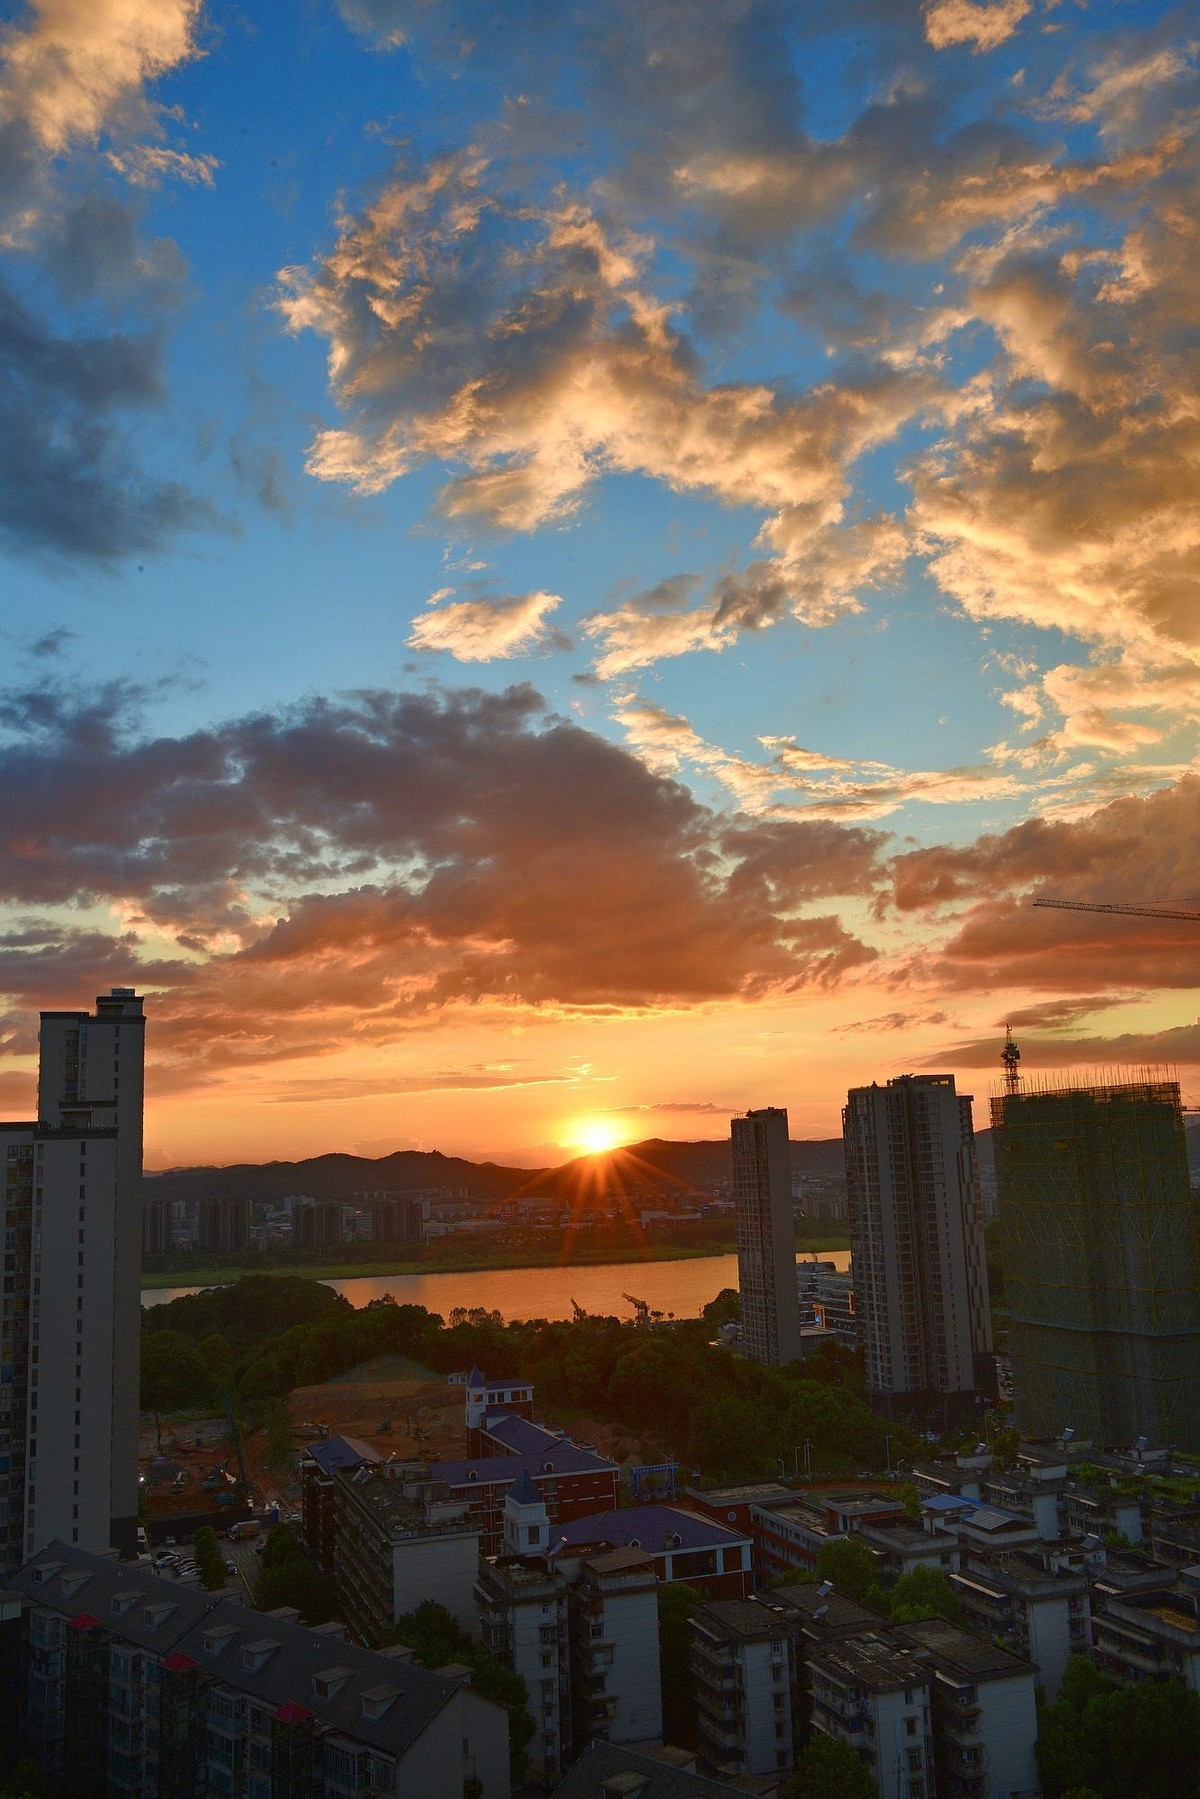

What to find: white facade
left=808, top=1635, right=932, bottom=1799
left=843, top=1074, right=991, bottom=1404
left=0, top=989, right=144, bottom=1573
left=732, top=1107, right=802, bottom=1365
left=570, top=1548, right=662, bottom=1748
left=693, top=1600, right=796, bottom=1780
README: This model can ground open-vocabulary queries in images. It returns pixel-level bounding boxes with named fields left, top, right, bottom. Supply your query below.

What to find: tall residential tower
left=0, top=989, right=145, bottom=1571
left=992, top=1076, right=1200, bottom=1450
left=843, top=1074, right=991, bottom=1414
left=731, top=1106, right=802, bottom=1365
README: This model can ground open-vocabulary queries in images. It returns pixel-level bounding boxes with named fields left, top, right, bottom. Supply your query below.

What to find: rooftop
left=9, top=1545, right=472, bottom=1755
left=306, top=1435, right=383, bottom=1476
left=811, top=1630, right=929, bottom=1692
left=550, top=1740, right=747, bottom=1799
left=897, top=1617, right=1034, bottom=1681
left=555, top=1505, right=747, bottom=1555
left=692, top=1599, right=789, bottom=1643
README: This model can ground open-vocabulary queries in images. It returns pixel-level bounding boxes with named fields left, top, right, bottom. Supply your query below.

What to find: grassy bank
left=141, top=1233, right=850, bottom=1291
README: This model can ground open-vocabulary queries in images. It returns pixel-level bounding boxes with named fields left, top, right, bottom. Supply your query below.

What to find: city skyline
left=2, top=0, right=1199, bottom=1170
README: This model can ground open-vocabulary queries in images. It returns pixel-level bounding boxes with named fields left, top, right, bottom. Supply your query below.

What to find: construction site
left=992, top=1070, right=1200, bottom=1453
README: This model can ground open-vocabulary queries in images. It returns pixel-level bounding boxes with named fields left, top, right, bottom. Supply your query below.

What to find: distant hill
left=142, top=1136, right=848, bottom=1207
left=142, top=1149, right=540, bottom=1208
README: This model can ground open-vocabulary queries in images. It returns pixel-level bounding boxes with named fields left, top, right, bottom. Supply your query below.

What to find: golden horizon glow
left=561, top=1115, right=631, bottom=1157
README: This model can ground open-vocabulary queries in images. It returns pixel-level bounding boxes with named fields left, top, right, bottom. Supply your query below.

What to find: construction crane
left=623, top=1292, right=650, bottom=1326
left=570, top=1297, right=587, bottom=1321
left=1001, top=1024, right=1021, bottom=1095
left=1032, top=899, right=1200, bottom=923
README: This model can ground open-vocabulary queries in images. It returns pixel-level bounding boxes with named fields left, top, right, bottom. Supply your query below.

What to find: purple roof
left=481, top=1413, right=561, bottom=1455
left=431, top=1444, right=616, bottom=1488
left=555, top=1504, right=748, bottom=1553
left=508, top=1468, right=542, bottom=1507
left=307, top=1435, right=382, bottom=1474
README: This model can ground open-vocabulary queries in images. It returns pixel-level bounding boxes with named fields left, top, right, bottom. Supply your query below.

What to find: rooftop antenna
left=1001, top=1024, right=1022, bottom=1095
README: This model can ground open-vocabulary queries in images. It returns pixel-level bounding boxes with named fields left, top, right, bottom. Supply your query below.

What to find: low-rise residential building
left=752, top=1492, right=905, bottom=1582
left=1091, top=1577, right=1200, bottom=1690
left=463, top=1367, right=536, bottom=1456
left=806, top=1630, right=932, bottom=1799
left=550, top=1741, right=749, bottom=1798
left=568, top=1547, right=663, bottom=1751
left=857, top=1522, right=960, bottom=1582
left=951, top=1550, right=1090, bottom=1699
left=3, top=1544, right=510, bottom=1798
left=475, top=1473, right=572, bottom=1781
left=554, top=1506, right=753, bottom=1599
left=896, top=1619, right=1041, bottom=1799
left=330, top=1461, right=481, bottom=1642
left=691, top=1599, right=798, bottom=1783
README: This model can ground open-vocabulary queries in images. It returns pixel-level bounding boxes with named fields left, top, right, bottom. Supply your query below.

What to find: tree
left=785, top=1733, right=878, bottom=1799
left=253, top=1526, right=338, bottom=1626
left=887, top=1565, right=961, bottom=1625
left=657, top=1583, right=707, bottom=1748
left=193, top=1525, right=226, bottom=1591
left=140, top=1331, right=214, bottom=1412
left=264, top=1403, right=295, bottom=1474
left=815, top=1536, right=884, bottom=1610
left=1036, top=1656, right=1200, bottom=1799
left=385, top=1601, right=535, bottom=1780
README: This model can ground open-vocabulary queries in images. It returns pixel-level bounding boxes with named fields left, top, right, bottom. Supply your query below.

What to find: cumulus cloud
left=0, top=0, right=214, bottom=563
left=408, top=589, right=565, bottom=661
left=889, top=777, right=1200, bottom=996
left=0, top=676, right=887, bottom=1085
left=923, top=0, right=1032, bottom=54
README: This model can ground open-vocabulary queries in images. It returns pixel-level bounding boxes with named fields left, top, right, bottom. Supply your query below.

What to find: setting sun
left=562, top=1116, right=629, bottom=1156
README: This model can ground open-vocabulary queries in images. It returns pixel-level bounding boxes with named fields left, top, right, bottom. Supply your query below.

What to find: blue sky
left=2, top=0, right=1199, bottom=1166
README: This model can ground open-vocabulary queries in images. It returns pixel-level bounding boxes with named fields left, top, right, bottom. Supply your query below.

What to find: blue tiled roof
left=555, top=1504, right=746, bottom=1553
left=481, top=1413, right=561, bottom=1454
left=431, top=1444, right=616, bottom=1487
left=508, top=1468, right=542, bottom=1507
left=466, top=1365, right=486, bottom=1387
left=922, top=1493, right=978, bottom=1513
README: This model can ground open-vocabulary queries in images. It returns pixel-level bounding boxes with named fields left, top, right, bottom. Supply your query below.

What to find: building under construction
left=992, top=1073, right=1200, bottom=1451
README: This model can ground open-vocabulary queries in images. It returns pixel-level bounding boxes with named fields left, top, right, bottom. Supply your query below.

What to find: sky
left=1, top=0, right=1200, bottom=1170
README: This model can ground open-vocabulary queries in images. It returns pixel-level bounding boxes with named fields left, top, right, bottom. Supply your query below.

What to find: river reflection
left=144, top=1248, right=852, bottom=1321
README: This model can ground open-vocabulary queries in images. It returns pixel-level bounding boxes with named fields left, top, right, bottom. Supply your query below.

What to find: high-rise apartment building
left=843, top=1075, right=991, bottom=1412
left=731, top=1107, right=802, bottom=1365
left=0, top=989, right=144, bottom=1572
left=196, top=1193, right=251, bottom=1253
left=992, top=1076, right=1200, bottom=1450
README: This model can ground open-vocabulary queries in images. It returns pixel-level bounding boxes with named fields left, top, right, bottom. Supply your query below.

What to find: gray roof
left=8, top=1544, right=475, bottom=1757
left=551, top=1741, right=749, bottom=1798
left=896, top=1616, right=1035, bottom=1681
left=692, top=1599, right=789, bottom=1643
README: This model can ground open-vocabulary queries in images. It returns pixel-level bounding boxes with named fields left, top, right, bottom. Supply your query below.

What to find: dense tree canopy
left=785, top=1733, right=879, bottom=1799
left=142, top=1275, right=918, bottom=1484
left=1038, top=1656, right=1200, bottom=1799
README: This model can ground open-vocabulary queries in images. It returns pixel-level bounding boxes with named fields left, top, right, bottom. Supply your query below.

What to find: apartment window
left=78, top=1209, right=85, bottom=1223
left=905, top=1717, right=917, bottom=1736
left=907, top=1748, right=922, bottom=1770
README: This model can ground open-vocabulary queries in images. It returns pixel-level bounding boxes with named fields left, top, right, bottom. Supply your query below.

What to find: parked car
left=153, top=1551, right=178, bottom=1569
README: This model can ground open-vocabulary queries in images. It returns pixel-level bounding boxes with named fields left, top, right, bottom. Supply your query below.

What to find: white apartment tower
left=843, top=1074, right=991, bottom=1412
left=731, top=1106, right=802, bottom=1365
left=0, top=989, right=145, bottom=1572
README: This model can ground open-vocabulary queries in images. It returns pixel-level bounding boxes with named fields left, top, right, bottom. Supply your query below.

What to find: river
left=142, top=1248, right=852, bottom=1323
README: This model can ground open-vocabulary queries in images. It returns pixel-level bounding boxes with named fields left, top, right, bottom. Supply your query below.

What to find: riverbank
left=140, top=1234, right=851, bottom=1292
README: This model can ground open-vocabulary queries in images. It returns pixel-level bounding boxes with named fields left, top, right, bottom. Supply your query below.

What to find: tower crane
left=623, top=1292, right=650, bottom=1325
left=1032, top=899, right=1200, bottom=923
left=1001, top=1024, right=1021, bottom=1094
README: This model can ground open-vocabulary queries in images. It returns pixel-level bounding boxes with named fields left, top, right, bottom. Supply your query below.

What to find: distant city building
left=843, top=1074, right=992, bottom=1414
left=796, top=1257, right=857, bottom=1350
left=731, top=1106, right=802, bottom=1365
left=365, top=1193, right=428, bottom=1243
left=992, top=1076, right=1200, bottom=1451
left=142, top=1195, right=173, bottom=1255
left=293, top=1199, right=344, bottom=1249
left=4, top=1543, right=510, bottom=1798
left=0, top=989, right=145, bottom=1573
left=195, top=1193, right=251, bottom=1254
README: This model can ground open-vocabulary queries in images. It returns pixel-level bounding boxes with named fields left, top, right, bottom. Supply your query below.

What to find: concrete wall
left=391, top=1531, right=480, bottom=1633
